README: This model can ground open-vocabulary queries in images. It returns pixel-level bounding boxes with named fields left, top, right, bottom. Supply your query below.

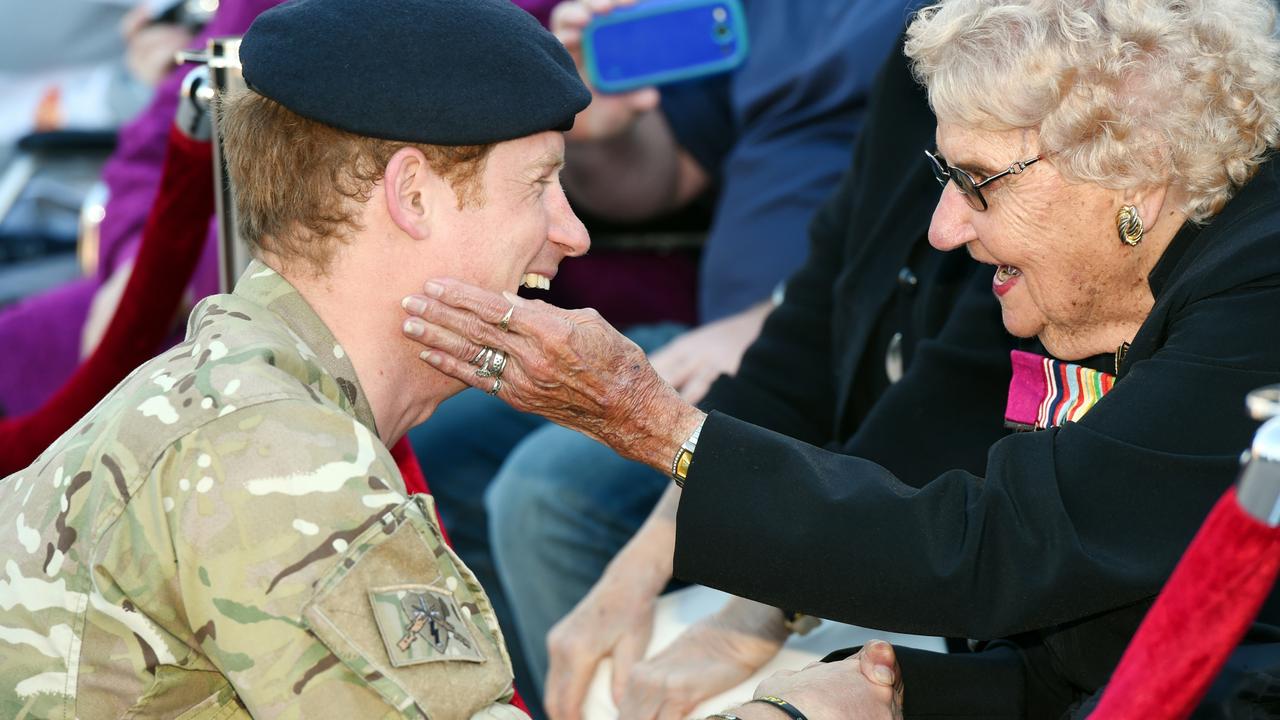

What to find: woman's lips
left=993, top=264, right=1022, bottom=297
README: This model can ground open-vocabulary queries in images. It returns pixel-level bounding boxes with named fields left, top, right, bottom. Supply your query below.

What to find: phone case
left=582, top=0, right=749, bottom=94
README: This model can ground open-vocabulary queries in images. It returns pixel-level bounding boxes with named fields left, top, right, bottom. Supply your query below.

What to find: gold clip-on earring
left=1117, top=204, right=1145, bottom=247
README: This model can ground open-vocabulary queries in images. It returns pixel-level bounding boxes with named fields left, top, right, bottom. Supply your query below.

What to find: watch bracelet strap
left=671, top=416, right=705, bottom=486
left=709, top=713, right=742, bottom=720
left=749, top=696, right=809, bottom=720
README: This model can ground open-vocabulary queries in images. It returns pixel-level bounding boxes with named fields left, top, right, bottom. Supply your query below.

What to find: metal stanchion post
left=177, top=36, right=249, bottom=293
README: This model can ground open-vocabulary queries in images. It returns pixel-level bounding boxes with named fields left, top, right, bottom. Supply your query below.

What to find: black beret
left=239, top=0, right=591, bottom=145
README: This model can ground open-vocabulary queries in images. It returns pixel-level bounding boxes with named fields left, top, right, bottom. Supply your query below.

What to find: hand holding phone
left=582, top=0, right=748, bottom=94
left=551, top=0, right=663, bottom=143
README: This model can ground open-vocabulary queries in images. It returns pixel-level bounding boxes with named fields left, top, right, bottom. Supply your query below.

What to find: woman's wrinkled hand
left=401, top=279, right=702, bottom=469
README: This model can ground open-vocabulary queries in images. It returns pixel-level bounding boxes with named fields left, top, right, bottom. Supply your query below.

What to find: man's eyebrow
left=528, top=151, right=565, bottom=176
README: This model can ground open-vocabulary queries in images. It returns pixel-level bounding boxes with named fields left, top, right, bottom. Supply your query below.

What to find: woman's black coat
left=676, top=39, right=1280, bottom=718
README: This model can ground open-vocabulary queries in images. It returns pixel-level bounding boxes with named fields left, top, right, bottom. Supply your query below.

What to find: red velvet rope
left=1091, top=487, right=1280, bottom=719
left=0, top=127, right=214, bottom=474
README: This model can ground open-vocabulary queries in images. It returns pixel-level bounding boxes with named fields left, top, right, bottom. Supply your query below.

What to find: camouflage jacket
left=0, top=261, right=523, bottom=720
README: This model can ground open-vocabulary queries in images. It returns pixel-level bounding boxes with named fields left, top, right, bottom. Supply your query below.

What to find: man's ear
left=384, top=147, right=435, bottom=241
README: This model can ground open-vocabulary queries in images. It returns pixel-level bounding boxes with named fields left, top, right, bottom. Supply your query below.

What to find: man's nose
left=548, top=186, right=590, bottom=257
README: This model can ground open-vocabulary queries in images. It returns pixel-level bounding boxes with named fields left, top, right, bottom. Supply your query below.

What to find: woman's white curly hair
left=905, top=0, right=1280, bottom=221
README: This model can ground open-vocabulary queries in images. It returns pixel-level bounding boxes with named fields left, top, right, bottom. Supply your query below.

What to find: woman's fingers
left=403, top=294, right=522, bottom=356
left=418, top=279, right=524, bottom=328
left=401, top=312, right=487, bottom=368
left=415, top=341, right=502, bottom=395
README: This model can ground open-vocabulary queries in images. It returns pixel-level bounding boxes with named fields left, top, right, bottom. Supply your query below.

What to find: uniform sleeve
left=131, top=400, right=516, bottom=719
left=675, top=280, right=1280, bottom=640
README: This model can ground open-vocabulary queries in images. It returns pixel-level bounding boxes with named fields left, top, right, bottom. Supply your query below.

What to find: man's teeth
left=995, top=265, right=1022, bottom=282
left=521, top=273, right=551, bottom=290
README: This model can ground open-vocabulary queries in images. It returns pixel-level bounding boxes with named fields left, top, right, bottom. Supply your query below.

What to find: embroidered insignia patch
left=369, top=584, right=484, bottom=667
left=1005, top=349, right=1116, bottom=431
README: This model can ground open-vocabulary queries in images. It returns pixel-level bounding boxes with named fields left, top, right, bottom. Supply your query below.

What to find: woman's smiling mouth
left=993, top=264, right=1022, bottom=297
left=521, top=272, right=552, bottom=290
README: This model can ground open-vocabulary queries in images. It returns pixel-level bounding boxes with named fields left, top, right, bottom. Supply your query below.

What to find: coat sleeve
left=674, top=279, right=1280, bottom=640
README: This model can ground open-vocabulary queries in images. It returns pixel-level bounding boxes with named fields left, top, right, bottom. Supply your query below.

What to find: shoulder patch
left=369, top=584, right=483, bottom=667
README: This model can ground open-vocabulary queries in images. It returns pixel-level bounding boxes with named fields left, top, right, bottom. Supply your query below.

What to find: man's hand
left=544, top=535, right=672, bottom=720
left=649, top=301, right=773, bottom=404
left=740, top=641, right=905, bottom=720
left=551, top=0, right=661, bottom=143
left=616, top=598, right=788, bottom=720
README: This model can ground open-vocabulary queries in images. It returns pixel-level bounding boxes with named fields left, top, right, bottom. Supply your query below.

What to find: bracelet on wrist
left=670, top=415, right=705, bottom=487
left=749, top=695, right=809, bottom=720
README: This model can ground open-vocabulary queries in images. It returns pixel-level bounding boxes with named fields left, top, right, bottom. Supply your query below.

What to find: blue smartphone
left=582, top=0, right=749, bottom=95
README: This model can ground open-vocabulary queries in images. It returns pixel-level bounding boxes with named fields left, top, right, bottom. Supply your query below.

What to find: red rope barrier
left=0, top=127, right=214, bottom=474
left=1091, top=487, right=1280, bottom=719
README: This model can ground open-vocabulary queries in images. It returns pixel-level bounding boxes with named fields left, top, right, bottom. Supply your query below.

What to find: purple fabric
left=0, top=280, right=98, bottom=416
left=513, top=0, right=557, bottom=26
left=0, top=0, right=277, bottom=417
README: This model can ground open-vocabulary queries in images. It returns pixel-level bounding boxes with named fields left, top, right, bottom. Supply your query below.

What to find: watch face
left=675, top=449, right=694, bottom=479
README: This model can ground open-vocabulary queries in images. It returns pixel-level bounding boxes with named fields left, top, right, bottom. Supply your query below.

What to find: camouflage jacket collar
left=222, top=259, right=379, bottom=436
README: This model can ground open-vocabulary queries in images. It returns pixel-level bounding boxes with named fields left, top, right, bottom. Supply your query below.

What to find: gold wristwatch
left=671, top=418, right=705, bottom=487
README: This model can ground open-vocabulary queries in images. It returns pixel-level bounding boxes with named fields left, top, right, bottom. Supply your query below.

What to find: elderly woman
left=400, top=0, right=1280, bottom=716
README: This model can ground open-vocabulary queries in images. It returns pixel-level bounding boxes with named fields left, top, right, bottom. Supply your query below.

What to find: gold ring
left=499, top=304, right=515, bottom=332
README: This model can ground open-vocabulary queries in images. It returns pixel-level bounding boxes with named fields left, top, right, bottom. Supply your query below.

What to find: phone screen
left=586, top=1, right=747, bottom=92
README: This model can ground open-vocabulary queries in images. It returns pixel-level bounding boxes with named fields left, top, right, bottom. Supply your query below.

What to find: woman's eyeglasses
left=925, top=150, right=1041, bottom=211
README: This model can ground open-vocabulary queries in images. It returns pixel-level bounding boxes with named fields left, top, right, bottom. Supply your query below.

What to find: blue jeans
left=408, top=322, right=684, bottom=706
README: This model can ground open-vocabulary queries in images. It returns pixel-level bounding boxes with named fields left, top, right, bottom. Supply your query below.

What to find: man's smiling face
left=426, top=131, right=590, bottom=296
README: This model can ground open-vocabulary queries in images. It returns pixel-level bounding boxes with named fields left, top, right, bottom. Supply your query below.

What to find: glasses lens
left=950, top=169, right=987, bottom=211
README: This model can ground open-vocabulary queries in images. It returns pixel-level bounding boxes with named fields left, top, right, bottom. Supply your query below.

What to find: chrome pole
left=179, top=37, right=249, bottom=293
left=1237, top=384, right=1280, bottom=526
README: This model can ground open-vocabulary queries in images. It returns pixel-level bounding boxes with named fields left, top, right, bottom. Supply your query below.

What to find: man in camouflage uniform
left=0, top=0, right=591, bottom=716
